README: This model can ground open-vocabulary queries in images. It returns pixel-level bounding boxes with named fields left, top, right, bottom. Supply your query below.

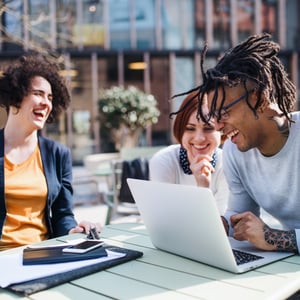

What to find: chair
left=72, top=175, right=114, bottom=225
left=83, top=152, right=120, bottom=192
left=108, top=146, right=166, bottom=220
left=83, top=152, right=120, bottom=174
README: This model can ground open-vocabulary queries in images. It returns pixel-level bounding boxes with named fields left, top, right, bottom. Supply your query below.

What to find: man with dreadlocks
left=193, top=33, right=299, bottom=253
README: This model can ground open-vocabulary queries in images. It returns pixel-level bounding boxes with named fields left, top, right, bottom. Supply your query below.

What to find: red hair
left=173, top=92, right=198, bottom=144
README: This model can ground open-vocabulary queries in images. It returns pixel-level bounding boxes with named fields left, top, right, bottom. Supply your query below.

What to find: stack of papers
left=0, top=249, right=125, bottom=288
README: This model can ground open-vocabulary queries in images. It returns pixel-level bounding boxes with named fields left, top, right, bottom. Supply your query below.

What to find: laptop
left=127, top=178, right=294, bottom=273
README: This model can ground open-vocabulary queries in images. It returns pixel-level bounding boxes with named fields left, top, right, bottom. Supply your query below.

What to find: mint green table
left=1, top=222, right=300, bottom=299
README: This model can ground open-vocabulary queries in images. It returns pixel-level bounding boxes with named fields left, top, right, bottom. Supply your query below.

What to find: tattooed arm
left=230, top=211, right=299, bottom=253
left=263, top=225, right=298, bottom=253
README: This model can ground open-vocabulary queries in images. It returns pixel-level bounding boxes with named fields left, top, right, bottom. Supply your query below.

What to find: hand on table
left=68, top=220, right=102, bottom=236
left=230, top=212, right=276, bottom=251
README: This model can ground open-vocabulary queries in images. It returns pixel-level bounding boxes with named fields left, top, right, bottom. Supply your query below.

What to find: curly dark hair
left=0, top=52, right=70, bottom=123
left=174, top=33, right=296, bottom=123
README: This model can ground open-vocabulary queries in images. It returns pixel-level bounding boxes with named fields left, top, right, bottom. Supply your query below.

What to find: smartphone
left=62, top=240, right=104, bottom=254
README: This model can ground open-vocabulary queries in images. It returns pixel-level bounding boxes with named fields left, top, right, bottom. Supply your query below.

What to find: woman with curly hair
left=0, top=53, right=101, bottom=250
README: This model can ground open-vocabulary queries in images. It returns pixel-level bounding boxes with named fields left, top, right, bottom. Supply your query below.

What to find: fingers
left=69, top=221, right=102, bottom=235
left=201, top=165, right=210, bottom=176
left=230, top=212, right=274, bottom=250
left=195, top=158, right=214, bottom=177
left=230, top=213, right=245, bottom=228
left=185, top=149, right=215, bottom=187
left=230, top=212, right=261, bottom=241
left=189, top=153, right=214, bottom=173
left=68, top=226, right=84, bottom=234
left=81, top=221, right=102, bottom=234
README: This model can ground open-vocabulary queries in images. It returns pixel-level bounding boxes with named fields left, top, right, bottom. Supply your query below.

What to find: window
left=28, top=0, right=51, bottom=47
left=109, top=0, right=131, bottom=49
left=136, top=0, right=156, bottom=49
left=56, top=0, right=76, bottom=48
left=162, top=0, right=194, bottom=49
left=3, top=0, right=23, bottom=50
left=213, top=0, right=230, bottom=49
left=237, top=0, right=255, bottom=42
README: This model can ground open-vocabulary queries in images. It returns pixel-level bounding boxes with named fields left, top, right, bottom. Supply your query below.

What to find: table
left=1, top=222, right=300, bottom=300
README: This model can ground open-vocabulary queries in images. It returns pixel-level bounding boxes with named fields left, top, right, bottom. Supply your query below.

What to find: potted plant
left=98, top=86, right=160, bottom=150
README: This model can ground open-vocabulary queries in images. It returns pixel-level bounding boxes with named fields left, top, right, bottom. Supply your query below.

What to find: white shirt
left=149, top=144, right=229, bottom=214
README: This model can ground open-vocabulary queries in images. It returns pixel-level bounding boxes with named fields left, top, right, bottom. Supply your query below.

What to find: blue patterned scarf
left=179, top=147, right=217, bottom=175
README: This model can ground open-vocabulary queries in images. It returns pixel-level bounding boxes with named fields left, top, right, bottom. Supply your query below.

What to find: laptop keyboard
left=233, top=249, right=264, bottom=265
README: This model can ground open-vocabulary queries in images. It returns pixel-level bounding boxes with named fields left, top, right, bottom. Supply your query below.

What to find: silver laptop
left=127, top=178, right=294, bottom=273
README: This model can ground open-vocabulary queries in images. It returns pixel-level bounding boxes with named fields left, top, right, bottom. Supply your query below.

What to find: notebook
left=23, top=243, right=107, bottom=265
left=7, top=245, right=143, bottom=296
left=127, top=178, right=294, bottom=273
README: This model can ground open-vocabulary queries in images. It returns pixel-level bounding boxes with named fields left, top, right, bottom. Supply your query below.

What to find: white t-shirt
left=149, top=144, right=229, bottom=214
left=223, top=111, right=300, bottom=249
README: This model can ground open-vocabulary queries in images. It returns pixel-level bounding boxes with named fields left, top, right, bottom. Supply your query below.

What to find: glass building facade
left=0, top=0, right=299, bottom=163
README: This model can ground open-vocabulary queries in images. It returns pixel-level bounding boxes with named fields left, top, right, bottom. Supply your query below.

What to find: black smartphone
left=62, top=240, right=104, bottom=254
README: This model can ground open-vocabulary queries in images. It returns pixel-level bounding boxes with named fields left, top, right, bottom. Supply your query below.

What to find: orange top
left=0, top=146, right=48, bottom=250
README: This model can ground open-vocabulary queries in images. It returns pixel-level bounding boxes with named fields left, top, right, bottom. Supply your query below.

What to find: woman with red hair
left=150, top=92, right=228, bottom=214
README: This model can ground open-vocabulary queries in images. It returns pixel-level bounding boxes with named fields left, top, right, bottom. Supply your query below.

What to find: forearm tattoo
left=263, top=225, right=298, bottom=253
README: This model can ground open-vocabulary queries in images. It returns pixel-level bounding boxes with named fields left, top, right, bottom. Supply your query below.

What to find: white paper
left=0, top=249, right=125, bottom=288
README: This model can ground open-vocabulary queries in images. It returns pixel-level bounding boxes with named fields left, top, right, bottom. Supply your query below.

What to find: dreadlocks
left=173, top=33, right=296, bottom=123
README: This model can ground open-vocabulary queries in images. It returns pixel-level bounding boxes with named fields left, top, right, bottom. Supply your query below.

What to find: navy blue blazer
left=0, top=129, right=77, bottom=239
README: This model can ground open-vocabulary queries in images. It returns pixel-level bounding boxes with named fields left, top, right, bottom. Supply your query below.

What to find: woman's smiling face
left=181, top=109, right=220, bottom=160
left=17, top=76, right=53, bottom=131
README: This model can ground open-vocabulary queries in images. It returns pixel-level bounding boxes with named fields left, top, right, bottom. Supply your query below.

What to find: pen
left=56, top=238, right=69, bottom=243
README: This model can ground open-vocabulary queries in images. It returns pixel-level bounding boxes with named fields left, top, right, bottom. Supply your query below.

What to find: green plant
left=98, top=86, right=160, bottom=131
